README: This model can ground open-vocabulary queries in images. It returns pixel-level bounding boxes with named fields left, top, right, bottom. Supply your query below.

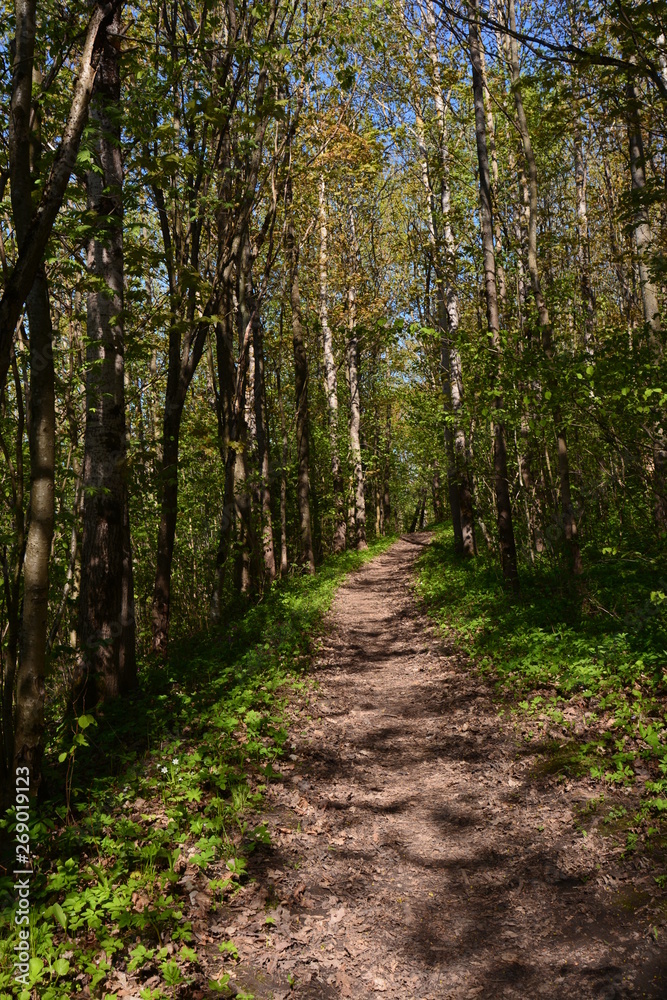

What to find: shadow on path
left=239, top=534, right=665, bottom=999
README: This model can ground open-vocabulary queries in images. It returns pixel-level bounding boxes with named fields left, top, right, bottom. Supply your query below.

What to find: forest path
left=218, top=535, right=664, bottom=1000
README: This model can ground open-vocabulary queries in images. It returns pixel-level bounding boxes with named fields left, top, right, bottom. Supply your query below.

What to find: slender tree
left=319, top=175, right=347, bottom=552
left=469, top=0, right=519, bottom=591
left=347, top=205, right=368, bottom=550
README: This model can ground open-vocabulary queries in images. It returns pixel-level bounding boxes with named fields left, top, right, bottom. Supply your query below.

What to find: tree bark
left=625, top=78, right=666, bottom=523
left=253, top=312, right=276, bottom=584
left=469, top=1, right=519, bottom=591
left=346, top=207, right=368, bottom=551
left=383, top=395, right=392, bottom=531
left=0, top=352, right=25, bottom=798
left=574, top=128, right=596, bottom=349
left=76, top=7, right=136, bottom=708
left=626, top=77, right=661, bottom=337
left=422, top=9, right=477, bottom=556
left=319, top=175, right=346, bottom=552
left=152, top=398, right=183, bottom=654
left=8, top=0, right=57, bottom=793
left=286, top=182, right=315, bottom=572
left=276, top=353, right=289, bottom=576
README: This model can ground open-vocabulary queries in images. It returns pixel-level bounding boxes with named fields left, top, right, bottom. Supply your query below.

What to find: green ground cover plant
left=416, top=527, right=667, bottom=824
left=0, top=538, right=393, bottom=1000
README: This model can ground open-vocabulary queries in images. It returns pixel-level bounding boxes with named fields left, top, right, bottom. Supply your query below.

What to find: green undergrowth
left=417, top=526, right=667, bottom=831
left=0, top=537, right=394, bottom=1000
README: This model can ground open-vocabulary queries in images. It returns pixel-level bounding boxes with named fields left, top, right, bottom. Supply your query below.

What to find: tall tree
left=506, top=0, right=582, bottom=574
left=76, top=6, right=136, bottom=708
left=347, top=205, right=368, bottom=550
left=287, top=174, right=316, bottom=572
left=8, top=0, right=57, bottom=793
left=469, top=0, right=519, bottom=591
left=423, top=1, right=477, bottom=556
left=319, top=175, right=347, bottom=552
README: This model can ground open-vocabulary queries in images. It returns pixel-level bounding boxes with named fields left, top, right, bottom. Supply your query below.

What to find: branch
left=0, top=1, right=121, bottom=395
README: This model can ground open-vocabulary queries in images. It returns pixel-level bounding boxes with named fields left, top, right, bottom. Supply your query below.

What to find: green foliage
left=417, top=527, right=667, bottom=815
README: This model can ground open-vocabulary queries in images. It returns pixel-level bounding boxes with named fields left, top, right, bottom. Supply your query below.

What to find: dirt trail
left=217, top=535, right=666, bottom=999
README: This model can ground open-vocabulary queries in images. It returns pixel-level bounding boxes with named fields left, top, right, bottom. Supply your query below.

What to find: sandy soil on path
left=216, top=535, right=666, bottom=1000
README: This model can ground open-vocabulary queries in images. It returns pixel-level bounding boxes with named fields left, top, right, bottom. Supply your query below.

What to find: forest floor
left=194, top=534, right=667, bottom=1000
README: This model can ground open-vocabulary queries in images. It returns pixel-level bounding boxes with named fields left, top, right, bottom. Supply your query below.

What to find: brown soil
left=201, top=535, right=667, bottom=1000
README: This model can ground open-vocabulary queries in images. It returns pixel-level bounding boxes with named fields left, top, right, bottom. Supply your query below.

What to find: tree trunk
left=76, top=7, right=136, bottom=707
left=478, top=25, right=507, bottom=310
left=253, top=313, right=276, bottom=584
left=0, top=353, right=25, bottom=799
left=277, top=359, right=289, bottom=576
left=440, top=334, right=464, bottom=554
left=8, top=0, right=56, bottom=793
left=319, top=175, right=346, bottom=552
left=574, top=128, right=596, bottom=349
left=238, top=236, right=269, bottom=588
left=347, top=206, right=368, bottom=550
left=506, top=0, right=581, bottom=575
left=383, top=396, right=392, bottom=531
left=626, top=78, right=661, bottom=337
left=12, top=269, right=54, bottom=791
left=410, top=492, right=425, bottom=533
left=415, top=111, right=464, bottom=553
left=287, top=184, right=315, bottom=573
left=421, top=13, right=477, bottom=556
left=152, top=399, right=183, bottom=655
left=625, top=78, right=666, bottom=524
left=210, top=288, right=237, bottom=618
left=469, top=1, right=519, bottom=591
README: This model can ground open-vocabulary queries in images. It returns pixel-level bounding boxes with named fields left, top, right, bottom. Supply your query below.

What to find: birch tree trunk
left=479, top=25, right=507, bottom=310
left=77, top=7, right=136, bottom=707
left=469, top=1, right=519, bottom=591
left=415, top=111, right=462, bottom=551
left=319, top=175, right=346, bottom=552
left=424, top=1, right=477, bottom=556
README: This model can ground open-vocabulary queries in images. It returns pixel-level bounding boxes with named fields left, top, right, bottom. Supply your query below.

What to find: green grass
left=416, top=526, right=667, bottom=811
left=0, top=536, right=394, bottom=1000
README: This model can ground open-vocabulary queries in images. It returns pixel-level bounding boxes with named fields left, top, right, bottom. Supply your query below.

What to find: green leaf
left=53, top=958, right=70, bottom=977
left=208, top=974, right=231, bottom=993
left=29, top=957, right=44, bottom=982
